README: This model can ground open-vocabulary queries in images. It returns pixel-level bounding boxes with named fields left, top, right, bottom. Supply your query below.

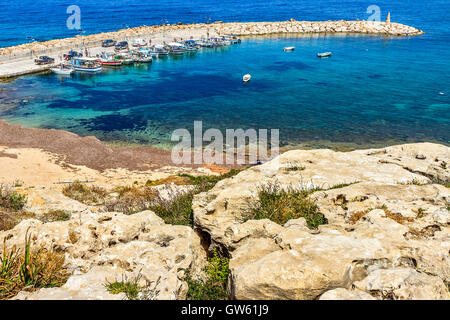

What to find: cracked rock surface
left=193, top=143, right=449, bottom=300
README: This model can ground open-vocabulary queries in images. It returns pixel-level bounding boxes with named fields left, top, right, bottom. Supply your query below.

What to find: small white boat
left=50, top=64, right=74, bottom=75
left=317, top=52, right=332, bottom=58
left=284, top=46, right=295, bottom=52
left=243, top=74, right=251, bottom=82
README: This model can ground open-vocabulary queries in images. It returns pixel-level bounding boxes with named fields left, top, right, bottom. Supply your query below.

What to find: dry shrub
left=347, top=209, right=371, bottom=224
left=41, top=210, right=71, bottom=223
left=106, top=185, right=156, bottom=215
left=62, top=182, right=107, bottom=205
left=146, top=175, right=190, bottom=187
left=0, top=211, right=36, bottom=232
left=380, top=206, right=414, bottom=224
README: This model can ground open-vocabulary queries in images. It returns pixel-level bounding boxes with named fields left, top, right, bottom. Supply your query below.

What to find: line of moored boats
left=49, top=35, right=241, bottom=75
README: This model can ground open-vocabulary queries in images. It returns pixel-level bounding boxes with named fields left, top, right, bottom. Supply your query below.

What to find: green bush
left=186, top=249, right=229, bottom=300
left=150, top=190, right=194, bottom=226
left=179, top=169, right=242, bottom=193
left=0, top=185, right=27, bottom=211
left=245, top=182, right=328, bottom=229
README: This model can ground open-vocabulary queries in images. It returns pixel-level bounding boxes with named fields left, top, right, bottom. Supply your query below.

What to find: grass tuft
left=179, top=169, right=242, bottom=193
left=0, top=228, right=69, bottom=300
left=106, top=274, right=161, bottom=300
left=186, top=249, right=229, bottom=300
left=41, top=210, right=71, bottom=223
left=283, top=162, right=306, bottom=172
left=106, top=276, right=141, bottom=300
left=244, top=182, right=327, bottom=229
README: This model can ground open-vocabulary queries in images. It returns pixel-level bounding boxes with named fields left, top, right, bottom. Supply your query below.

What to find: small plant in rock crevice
left=106, top=274, right=161, bottom=300
left=186, top=249, right=230, bottom=300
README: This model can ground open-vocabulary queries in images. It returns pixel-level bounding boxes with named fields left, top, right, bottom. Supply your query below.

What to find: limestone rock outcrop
left=1, top=210, right=207, bottom=300
left=193, top=143, right=449, bottom=300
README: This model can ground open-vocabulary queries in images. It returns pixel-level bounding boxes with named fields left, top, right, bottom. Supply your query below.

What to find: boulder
left=2, top=210, right=207, bottom=300
left=193, top=143, right=450, bottom=300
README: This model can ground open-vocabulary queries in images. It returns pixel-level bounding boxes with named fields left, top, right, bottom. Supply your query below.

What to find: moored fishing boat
left=50, top=64, right=74, bottom=75
left=115, top=53, right=135, bottom=65
left=68, top=57, right=102, bottom=73
left=167, top=42, right=186, bottom=55
left=133, top=49, right=153, bottom=63
left=197, top=39, right=214, bottom=48
left=150, top=44, right=169, bottom=57
left=220, top=36, right=232, bottom=45
left=210, top=37, right=225, bottom=47
left=97, top=52, right=123, bottom=67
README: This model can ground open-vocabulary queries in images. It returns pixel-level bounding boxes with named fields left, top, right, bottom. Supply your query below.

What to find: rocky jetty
left=0, top=20, right=423, bottom=59
left=1, top=142, right=448, bottom=300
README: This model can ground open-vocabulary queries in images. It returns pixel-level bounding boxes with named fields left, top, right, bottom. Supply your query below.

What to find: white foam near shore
left=0, top=20, right=423, bottom=79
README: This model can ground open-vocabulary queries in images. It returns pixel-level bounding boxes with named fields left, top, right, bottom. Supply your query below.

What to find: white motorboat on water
left=317, top=52, right=332, bottom=58
left=50, top=64, right=74, bottom=75
left=243, top=74, right=251, bottom=82
left=284, top=46, right=295, bottom=52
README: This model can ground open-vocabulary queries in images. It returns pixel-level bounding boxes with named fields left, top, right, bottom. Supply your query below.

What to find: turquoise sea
left=0, top=0, right=449, bottom=149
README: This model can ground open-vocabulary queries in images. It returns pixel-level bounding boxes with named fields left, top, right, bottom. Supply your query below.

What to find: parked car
left=63, top=50, right=83, bottom=60
left=115, top=41, right=129, bottom=51
left=132, top=38, right=147, bottom=47
left=34, top=56, right=55, bottom=65
left=102, top=39, right=116, bottom=47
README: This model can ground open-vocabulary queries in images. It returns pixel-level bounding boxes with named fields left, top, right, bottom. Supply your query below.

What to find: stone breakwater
left=0, top=20, right=423, bottom=59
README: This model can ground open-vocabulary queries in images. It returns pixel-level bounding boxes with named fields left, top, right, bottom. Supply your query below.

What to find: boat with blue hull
left=168, top=42, right=186, bottom=55
left=68, top=57, right=102, bottom=73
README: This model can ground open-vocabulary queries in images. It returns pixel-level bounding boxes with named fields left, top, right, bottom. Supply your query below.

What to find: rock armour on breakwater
left=0, top=20, right=423, bottom=58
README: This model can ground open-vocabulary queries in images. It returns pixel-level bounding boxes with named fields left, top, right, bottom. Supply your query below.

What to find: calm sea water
left=0, top=0, right=449, bottom=149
